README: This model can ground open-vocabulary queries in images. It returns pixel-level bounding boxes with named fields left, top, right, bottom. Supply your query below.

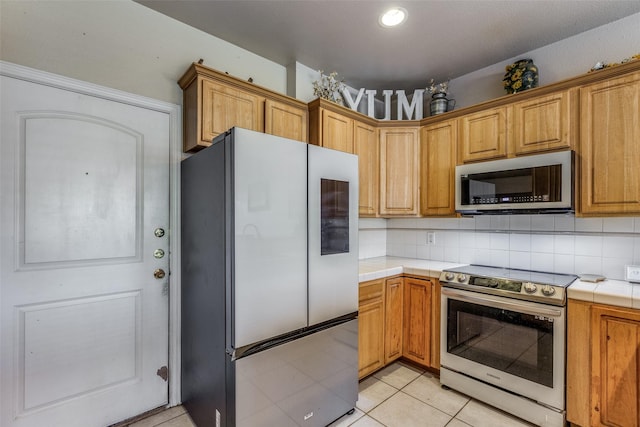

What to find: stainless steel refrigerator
left=181, top=127, right=359, bottom=427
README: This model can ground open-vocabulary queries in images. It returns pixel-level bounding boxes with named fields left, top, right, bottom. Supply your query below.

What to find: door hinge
left=157, top=365, right=168, bottom=382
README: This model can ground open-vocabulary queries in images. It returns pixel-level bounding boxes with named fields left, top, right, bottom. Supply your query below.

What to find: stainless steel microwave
left=455, top=151, right=574, bottom=214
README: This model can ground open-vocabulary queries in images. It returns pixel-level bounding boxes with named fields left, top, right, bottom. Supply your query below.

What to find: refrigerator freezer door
left=307, top=145, right=359, bottom=326
left=234, top=319, right=358, bottom=427
left=232, top=128, right=308, bottom=348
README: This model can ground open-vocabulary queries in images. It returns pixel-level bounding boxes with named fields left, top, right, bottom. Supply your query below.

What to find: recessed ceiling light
left=379, top=7, right=408, bottom=28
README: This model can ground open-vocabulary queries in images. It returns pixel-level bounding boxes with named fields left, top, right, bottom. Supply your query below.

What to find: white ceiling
left=137, top=0, right=640, bottom=92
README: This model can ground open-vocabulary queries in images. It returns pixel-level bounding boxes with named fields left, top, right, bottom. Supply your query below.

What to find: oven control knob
left=541, top=285, right=556, bottom=296
left=523, top=282, right=537, bottom=294
left=457, top=274, right=468, bottom=283
left=444, top=272, right=455, bottom=281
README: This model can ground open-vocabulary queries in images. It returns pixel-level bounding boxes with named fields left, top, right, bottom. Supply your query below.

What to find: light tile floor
left=128, top=361, right=536, bottom=427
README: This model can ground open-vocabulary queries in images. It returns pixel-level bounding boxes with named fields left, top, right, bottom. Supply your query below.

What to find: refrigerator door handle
left=231, top=311, right=358, bottom=360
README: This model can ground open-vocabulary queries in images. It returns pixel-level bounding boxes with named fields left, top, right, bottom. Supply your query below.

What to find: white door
left=0, top=75, right=170, bottom=426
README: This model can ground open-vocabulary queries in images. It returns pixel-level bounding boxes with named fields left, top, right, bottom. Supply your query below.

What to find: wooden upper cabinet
left=459, top=106, right=509, bottom=163
left=402, top=277, right=432, bottom=366
left=384, top=278, right=403, bottom=364
left=590, top=304, right=640, bottom=427
left=512, top=90, right=575, bottom=155
left=320, top=109, right=354, bottom=152
left=264, top=99, right=308, bottom=143
left=379, top=126, right=420, bottom=216
left=354, top=121, right=379, bottom=217
left=420, top=120, right=457, bottom=216
left=308, top=99, right=381, bottom=217
left=179, top=63, right=308, bottom=152
left=579, top=71, right=640, bottom=215
left=201, top=80, right=264, bottom=144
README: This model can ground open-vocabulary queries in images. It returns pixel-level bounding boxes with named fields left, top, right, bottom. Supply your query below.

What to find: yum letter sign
left=340, top=88, right=425, bottom=120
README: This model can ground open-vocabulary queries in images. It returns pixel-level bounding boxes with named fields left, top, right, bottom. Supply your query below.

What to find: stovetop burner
left=439, top=265, right=577, bottom=306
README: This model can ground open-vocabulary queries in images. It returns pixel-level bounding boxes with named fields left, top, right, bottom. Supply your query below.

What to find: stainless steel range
left=439, top=265, right=577, bottom=427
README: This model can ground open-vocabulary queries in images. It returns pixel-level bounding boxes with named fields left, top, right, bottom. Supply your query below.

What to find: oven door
left=440, top=287, right=565, bottom=411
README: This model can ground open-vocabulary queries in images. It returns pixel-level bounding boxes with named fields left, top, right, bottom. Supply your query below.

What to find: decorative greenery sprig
left=313, top=70, right=345, bottom=104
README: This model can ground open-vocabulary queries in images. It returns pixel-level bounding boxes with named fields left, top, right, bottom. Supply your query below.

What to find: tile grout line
left=368, top=367, right=459, bottom=427
left=400, top=373, right=463, bottom=426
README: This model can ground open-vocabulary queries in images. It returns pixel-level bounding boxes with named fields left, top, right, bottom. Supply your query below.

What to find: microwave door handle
left=441, top=288, right=563, bottom=318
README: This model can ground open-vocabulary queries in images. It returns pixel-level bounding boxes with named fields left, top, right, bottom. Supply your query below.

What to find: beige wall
left=450, top=12, right=640, bottom=108
left=2, top=2, right=639, bottom=113
left=0, top=0, right=287, bottom=105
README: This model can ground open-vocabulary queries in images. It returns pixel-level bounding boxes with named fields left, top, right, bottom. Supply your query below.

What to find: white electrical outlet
left=625, top=265, right=640, bottom=283
left=427, top=232, right=436, bottom=245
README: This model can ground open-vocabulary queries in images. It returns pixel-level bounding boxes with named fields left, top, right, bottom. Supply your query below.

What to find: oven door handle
left=441, top=288, right=563, bottom=318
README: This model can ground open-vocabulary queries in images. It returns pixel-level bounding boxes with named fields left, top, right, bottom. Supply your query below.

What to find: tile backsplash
left=359, top=216, right=640, bottom=281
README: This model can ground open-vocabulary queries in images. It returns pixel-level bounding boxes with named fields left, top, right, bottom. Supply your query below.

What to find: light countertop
left=568, top=278, right=640, bottom=310
left=358, top=256, right=465, bottom=282
left=359, top=256, right=640, bottom=310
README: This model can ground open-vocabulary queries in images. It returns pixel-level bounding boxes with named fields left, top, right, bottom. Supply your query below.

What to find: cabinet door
left=430, top=279, right=441, bottom=369
left=580, top=72, right=640, bottom=215
left=354, top=121, right=379, bottom=217
left=321, top=109, right=354, bottom=152
left=379, top=127, right=420, bottom=216
left=459, top=107, right=508, bottom=163
left=566, top=300, right=592, bottom=427
left=402, top=277, right=432, bottom=367
left=591, top=304, right=640, bottom=427
left=513, top=90, right=574, bottom=155
left=201, top=79, right=264, bottom=144
left=358, top=280, right=385, bottom=378
left=384, top=278, right=403, bottom=364
left=420, top=121, right=457, bottom=216
left=264, top=99, right=308, bottom=143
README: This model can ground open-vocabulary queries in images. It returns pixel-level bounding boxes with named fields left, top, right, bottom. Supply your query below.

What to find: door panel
left=232, top=129, right=308, bottom=347
left=19, top=292, right=139, bottom=411
left=22, top=113, right=140, bottom=265
left=308, top=145, right=359, bottom=326
left=1, top=76, right=170, bottom=427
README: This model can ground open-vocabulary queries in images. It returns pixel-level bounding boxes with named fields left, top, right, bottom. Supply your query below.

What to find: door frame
left=0, top=60, right=183, bottom=408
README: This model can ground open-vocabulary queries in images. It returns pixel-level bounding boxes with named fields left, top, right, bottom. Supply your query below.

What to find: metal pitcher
left=430, top=93, right=456, bottom=116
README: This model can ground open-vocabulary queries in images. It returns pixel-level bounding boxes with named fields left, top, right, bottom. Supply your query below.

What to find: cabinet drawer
left=359, top=279, right=384, bottom=304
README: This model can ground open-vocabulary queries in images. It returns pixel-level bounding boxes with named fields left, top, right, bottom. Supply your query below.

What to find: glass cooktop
left=443, top=265, right=578, bottom=288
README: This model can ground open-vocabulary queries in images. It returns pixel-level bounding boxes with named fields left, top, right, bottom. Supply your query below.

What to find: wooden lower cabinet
left=359, top=276, right=439, bottom=378
left=567, top=299, right=640, bottom=427
left=384, top=277, right=403, bottom=363
left=591, top=304, right=640, bottom=427
left=402, top=277, right=432, bottom=366
left=430, top=279, right=441, bottom=369
left=358, top=279, right=385, bottom=378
